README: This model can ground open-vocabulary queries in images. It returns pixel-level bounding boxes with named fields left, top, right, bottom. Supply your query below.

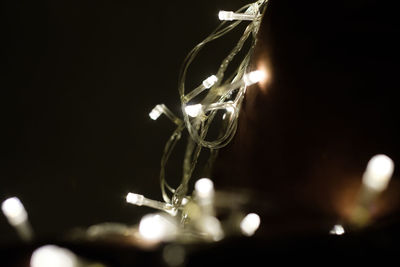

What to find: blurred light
left=240, top=213, right=261, bottom=236
left=185, top=104, right=203, bottom=117
left=2, top=197, right=28, bottom=226
left=126, top=193, right=145, bottom=206
left=363, top=154, right=394, bottom=192
left=243, top=70, right=266, bottom=86
left=149, top=105, right=163, bottom=120
left=329, top=224, right=345, bottom=235
left=202, top=75, right=218, bottom=89
left=201, top=216, right=224, bottom=241
left=139, top=213, right=177, bottom=242
left=195, top=178, right=214, bottom=199
left=30, top=245, right=78, bottom=267
left=163, top=244, right=185, bottom=267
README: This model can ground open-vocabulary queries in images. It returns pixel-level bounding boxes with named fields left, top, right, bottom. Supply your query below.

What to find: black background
left=0, top=0, right=250, bottom=244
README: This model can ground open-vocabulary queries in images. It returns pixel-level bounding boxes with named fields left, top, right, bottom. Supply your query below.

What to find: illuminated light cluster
left=362, top=154, right=394, bottom=192
left=30, top=245, right=78, bottom=267
left=139, top=213, right=177, bottom=242
left=240, top=213, right=261, bottom=236
left=329, top=224, right=345, bottom=236
left=218, top=11, right=257, bottom=21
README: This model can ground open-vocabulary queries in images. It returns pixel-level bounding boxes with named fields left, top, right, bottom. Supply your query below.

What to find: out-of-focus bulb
left=243, top=70, right=266, bottom=86
left=149, top=104, right=163, bottom=120
left=195, top=178, right=214, bottom=199
left=329, top=224, right=345, bottom=235
left=185, top=104, right=203, bottom=118
left=126, top=193, right=145, bottom=206
left=202, top=75, right=218, bottom=89
left=139, top=213, right=177, bottom=242
left=240, top=213, right=261, bottom=236
left=362, top=154, right=394, bottom=192
left=30, top=245, right=78, bottom=267
left=200, top=216, right=224, bottom=241
left=2, top=197, right=28, bottom=226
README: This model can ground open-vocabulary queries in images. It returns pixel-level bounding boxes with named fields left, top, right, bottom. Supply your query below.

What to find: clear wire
left=157, top=0, right=268, bottom=206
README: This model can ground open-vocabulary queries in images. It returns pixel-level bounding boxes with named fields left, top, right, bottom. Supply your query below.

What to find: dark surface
left=214, top=0, right=400, bottom=235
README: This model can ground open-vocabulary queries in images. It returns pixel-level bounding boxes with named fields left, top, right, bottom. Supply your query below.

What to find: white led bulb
left=202, top=75, right=218, bottom=89
left=2, top=197, right=28, bottom=226
left=243, top=70, right=266, bottom=86
left=362, top=154, right=394, bottom=192
left=240, top=213, right=261, bottom=236
left=185, top=104, right=203, bottom=118
left=126, top=193, right=145, bottom=206
left=218, top=11, right=257, bottom=21
left=30, top=245, right=78, bottom=267
left=149, top=105, right=163, bottom=120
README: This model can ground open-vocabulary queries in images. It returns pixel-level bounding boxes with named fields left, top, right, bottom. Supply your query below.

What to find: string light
left=138, top=213, right=177, bottom=242
left=126, top=192, right=177, bottom=216
left=184, top=104, right=203, bottom=118
left=125, top=0, right=269, bottom=243
left=350, top=154, right=395, bottom=228
left=30, top=245, right=79, bottom=267
left=1, top=197, right=33, bottom=242
left=240, top=213, right=261, bottom=236
left=329, top=224, right=345, bottom=236
left=218, top=10, right=258, bottom=21
left=362, top=154, right=394, bottom=192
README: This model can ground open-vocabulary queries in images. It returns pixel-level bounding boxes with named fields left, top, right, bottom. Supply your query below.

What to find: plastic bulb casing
left=218, top=11, right=257, bottom=21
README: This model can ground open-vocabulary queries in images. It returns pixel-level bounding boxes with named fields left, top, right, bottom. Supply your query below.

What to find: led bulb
left=329, top=224, right=345, bottom=235
left=218, top=11, right=256, bottom=21
left=363, top=154, right=394, bottom=192
left=30, top=245, right=78, bottom=267
left=200, top=216, right=224, bottom=241
left=185, top=104, right=203, bottom=118
left=202, top=75, right=218, bottom=89
left=139, top=213, right=177, bottom=242
left=195, top=178, right=214, bottom=199
left=240, top=213, right=261, bottom=236
left=149, top=105, right=163, bottom=120
left=126, top=193, right=145, bottom=206
left=243, top=70, right=266, bottom=86
left=2, top=197, right=28, bottom=226
left=218, top=11, right=234, bottom=21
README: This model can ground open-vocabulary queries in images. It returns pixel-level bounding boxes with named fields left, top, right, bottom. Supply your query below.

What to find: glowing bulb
left=30, top=245, right=78, bottom=267
left=240, top=213, right=261, bottom=236
left=126, top=193, right=145, bottom=206
left=243, top=70, right=266, bottom=86
left=363, top=154, right=394, bottom=192
left=218, top=11, right=256, bottom=21
left=185, top=104, right=203, bottom=118
left=329, top=224, right=345, bottom=235
left=139, top=213, right=177, bottom=242
left=202, top=75, right=218, bottom=89
left=200, top=216, right=224, bottom=241
left=2, top=197, right=27, bottom=226
left=195, top=178, right=214, bottom=199
left=149, top=104, right=163, bottom=120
